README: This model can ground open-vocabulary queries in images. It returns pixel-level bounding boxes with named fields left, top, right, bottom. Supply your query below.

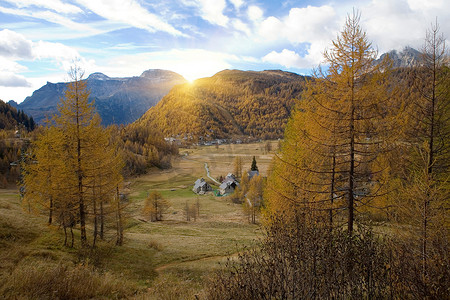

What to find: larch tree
left=400, top=21, right=449, bottom=281
left=233, top=156, right=243, bottom=179
left=142, top=191, right=170, bottom=222
left=23, top=63, right=124, bottom=248
left=86, top=125, right=124, bottom=246
left=54, top=65, right=95, bottom=247
left=22, top=125, right=61, bottom=225
left=23, top=124, right=80, bottom=247
left=245, top=174, right=264, bottom=224
left=265, top=11, right=398, bottom=232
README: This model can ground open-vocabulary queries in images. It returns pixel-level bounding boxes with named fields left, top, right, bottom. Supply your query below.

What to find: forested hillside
left=136, top=70, right=308, bottom=141
left=0, top=100, right=35, bottom=131
left=0, top=100, right=35, bottom=187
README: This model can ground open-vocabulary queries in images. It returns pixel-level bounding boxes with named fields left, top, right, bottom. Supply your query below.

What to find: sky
left=0, top=0, right=449, bottom=103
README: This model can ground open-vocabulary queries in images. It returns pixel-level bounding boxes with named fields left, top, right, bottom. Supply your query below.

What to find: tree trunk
left=100, top=200, right=104, bottom=240
left=48, top=196, right=53, bottom=225
left=348, top=77, right=355, bottom=234
left=329, top=152, right=336, bottom=229
left=63, top=225, right=67, bottom=246
left=116, top=186, right=123, bottom=246
left=93, top=196, right=97, bottom=247
left=75, top=81, right=87, bottom=247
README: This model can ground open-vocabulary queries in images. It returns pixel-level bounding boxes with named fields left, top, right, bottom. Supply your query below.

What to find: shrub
left=206, top=216, right=392, bottom=299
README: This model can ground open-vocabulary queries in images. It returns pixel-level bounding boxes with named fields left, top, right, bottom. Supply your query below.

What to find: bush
left=206, top=216, right=392, bottom=299
left=390, top=234, right=450, bottom=299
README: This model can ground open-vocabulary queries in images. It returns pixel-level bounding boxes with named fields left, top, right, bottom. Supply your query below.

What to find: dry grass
left=1, top=260, right=138, bottom=299
left=0, top=142, right=272, bottom=298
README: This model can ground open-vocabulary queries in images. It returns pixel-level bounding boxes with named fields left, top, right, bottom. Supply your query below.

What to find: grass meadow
left=0, top=141, right=277, bottom=299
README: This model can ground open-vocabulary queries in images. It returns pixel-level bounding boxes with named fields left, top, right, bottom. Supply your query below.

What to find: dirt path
left=155, top=253, right=237, bottom=273
left=204, top=162, right=220, bottom=185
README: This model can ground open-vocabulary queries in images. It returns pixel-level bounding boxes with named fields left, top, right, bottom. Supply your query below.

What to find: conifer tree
left=245, top=175, right=263, bottom=224
left=23, top=125, right=64, bottom=225
left=23, top=63, right=124, bottom=248
left=400, top=21, right=449, bottom=281
left=142, top=191, right=170, bottom=222
left=251, top=156, right=258, bottom=172
left=266, top=11, right=397, bottom=232
left=233, top=156, right=243, bottom=179
left=54, top=65, right=95, bottom=246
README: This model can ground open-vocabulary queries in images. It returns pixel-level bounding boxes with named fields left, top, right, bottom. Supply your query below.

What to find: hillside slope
left=0, top=100, right=35, bottom=131
left=12, top=69, right=186, bottom=125
left=136, top=70, right=308, bottom=142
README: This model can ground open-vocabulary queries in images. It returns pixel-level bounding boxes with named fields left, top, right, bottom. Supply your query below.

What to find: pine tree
left=251, top=156, right=258, bottom=172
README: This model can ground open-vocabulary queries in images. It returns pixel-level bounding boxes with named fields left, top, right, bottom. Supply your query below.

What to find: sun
left=168, top=57, right=230, bottom=83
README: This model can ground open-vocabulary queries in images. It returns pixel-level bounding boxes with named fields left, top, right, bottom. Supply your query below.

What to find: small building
left=219, top=173, right=239, bottom=195
left=193, top=178, right=212, bottom=194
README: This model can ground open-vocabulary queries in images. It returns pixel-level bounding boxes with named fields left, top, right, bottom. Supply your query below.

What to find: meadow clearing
left=0, top=141, right=278, bottom=299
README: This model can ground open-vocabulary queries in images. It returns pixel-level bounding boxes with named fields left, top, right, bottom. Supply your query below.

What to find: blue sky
left=1, top=0, right=449, bottom=103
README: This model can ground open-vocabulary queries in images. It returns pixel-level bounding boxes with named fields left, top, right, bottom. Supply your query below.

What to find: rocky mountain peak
left=378, top=46, right=422, bottom=68
left=87, top=72, right=110, bottom=81
left=140, top=69, right=185, bottom=81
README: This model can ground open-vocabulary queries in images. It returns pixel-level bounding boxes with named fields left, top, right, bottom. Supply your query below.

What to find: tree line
left=209, top=12, right=449, bottom=299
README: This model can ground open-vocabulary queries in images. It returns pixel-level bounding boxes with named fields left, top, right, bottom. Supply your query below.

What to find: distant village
left=164, top=135, right=266, bottom=146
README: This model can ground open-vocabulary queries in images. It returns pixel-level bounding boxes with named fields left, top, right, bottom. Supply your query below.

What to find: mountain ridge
left=14, top=69, right=186, bottom=125
left=134, top=69, right=309, bottom=142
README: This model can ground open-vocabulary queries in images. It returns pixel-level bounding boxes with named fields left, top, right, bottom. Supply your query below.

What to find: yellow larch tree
left=265, top=11, right=399, bottom=232
left=23, top=64, right=124, bottom=248
left=399, top=21, right=449, bottom=283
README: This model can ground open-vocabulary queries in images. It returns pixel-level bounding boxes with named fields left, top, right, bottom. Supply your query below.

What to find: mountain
left=377, top=46, right=422, bottom=68
left=15, top=69, right=186, bottom=125
left=134, top=69, right=308, bottom=142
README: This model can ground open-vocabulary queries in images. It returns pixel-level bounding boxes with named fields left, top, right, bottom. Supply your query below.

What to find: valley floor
left=0, top=141, right=277, bottom=299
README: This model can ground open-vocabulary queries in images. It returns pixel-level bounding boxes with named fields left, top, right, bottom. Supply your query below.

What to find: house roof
left=219, top=178, right=239, bottom=190
left=193, top=178, right=209, bottom=190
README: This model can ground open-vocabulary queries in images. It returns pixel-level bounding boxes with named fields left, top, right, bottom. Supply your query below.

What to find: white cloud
left=407, top=0, right=445, bottom=10
left=0, top=29, right=82, bottom=65
left=259, top=5, right=338, bottom=45
left=0, top=29, right=34, bottom=59
left=0, top=6, right=98, bottom=34
left=362, top=0, right=450, bottom=52
left=0, top=57, right=28, bottom=74
left=284, top=6, right=337, bottom=44
left=230, top=0, right=243, bottom=10
left=263, top=49, right=309, bottom=69
left=0, top=75, right=63, bottom=102
left=259, top=17, right=283, bottom=41
left=74, top=0, right=184, bottom=36
left=256, top=5, right=339, bottom=68
left=232, top=19, right=251, bottom=36
left=248, top=5, right=264, bottom=22
left=3, top=0, right=82, bottom=14
left=194, top=0, right=229, bottom=27
left=0, top=73, right=32, bottom=87
left=0, top=29, right=88, bottom=100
